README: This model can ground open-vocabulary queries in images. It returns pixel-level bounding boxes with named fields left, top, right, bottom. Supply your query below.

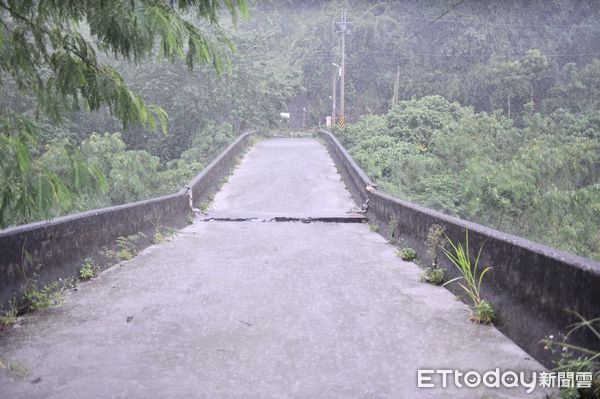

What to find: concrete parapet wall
left=188, top=131, right=255, bottom=205
left=319, top=129, right=600, bottom=365
left=0, top=131, right=255, bottom=308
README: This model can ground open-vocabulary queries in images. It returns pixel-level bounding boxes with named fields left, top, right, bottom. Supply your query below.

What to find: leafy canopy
left=0, top=0, right=247, bottom=227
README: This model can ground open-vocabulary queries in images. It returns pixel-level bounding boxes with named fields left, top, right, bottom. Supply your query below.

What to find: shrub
left=421, top=267, right=445, bottom=285
left=398, top=248, right=417, bottom=261
left=22, top=282, right=62, bottom=312
left=79, top=258, right=96, bottom=280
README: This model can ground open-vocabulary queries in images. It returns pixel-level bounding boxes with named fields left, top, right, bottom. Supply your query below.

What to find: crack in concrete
left=198, top=215, right=366, bottom=223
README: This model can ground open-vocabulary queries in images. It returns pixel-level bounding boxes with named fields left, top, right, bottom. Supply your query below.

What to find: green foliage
left=284, top=1, right=600, bottom=119
left=397, top=248, right=417, bottom=261
left=151, top=225, right=175, bottom=244
left=0, top=117, right=107, bottom=227
left=368, top=223, right=379, bottom=232
left=0, top=357, right=30, bottom=378
left=425, top=224, right=446, bottom=268
left=543, top=312, right=600, bottom=398
left=341, top=96, right=600, bottom=261
left=0, top=0, right=246, bottom=227
left=198, top=200, right=212, bottom=214
left=473, top=300, right=495, bottom=325
left=421, top=225, right=447, bottom=285
left=0, top=0, right=245, bottom=126
left=442, top=230, right=495, bottom=324
left=105, top=234, right=144, bottom=262
left=152, top=231, right=165, bottom=245
left=0, top=304, right=18, bottom=330
left=387, top=216, right=399, bottom=242
left=421, top=267, right=445, bottom=285
left=79, top=258, right=96, bottom=280
left=0, top=121, right=239, bottom=228
left=21, top=282, right=62, bottom=312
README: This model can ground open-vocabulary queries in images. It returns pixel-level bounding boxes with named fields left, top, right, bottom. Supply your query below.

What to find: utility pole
left=392, top=64, right=400, bottom=107
left=331, top=65, right=337, bottom=125
left=302, top=107, right=306, bottom=128
left=335, top=10, right=350, bottom=128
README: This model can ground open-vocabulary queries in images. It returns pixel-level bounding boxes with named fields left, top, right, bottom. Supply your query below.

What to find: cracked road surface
left=0, top=138, right=551, bottom=398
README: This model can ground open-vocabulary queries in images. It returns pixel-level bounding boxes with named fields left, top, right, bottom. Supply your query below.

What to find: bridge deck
left=0, top=138, right=549, bottom=398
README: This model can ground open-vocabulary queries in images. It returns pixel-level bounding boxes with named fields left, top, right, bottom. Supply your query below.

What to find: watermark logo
left=417, top=369, right=593, bottom=393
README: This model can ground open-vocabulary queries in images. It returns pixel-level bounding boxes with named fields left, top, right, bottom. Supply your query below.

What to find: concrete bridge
left=0, top=136, right=564, bottom=398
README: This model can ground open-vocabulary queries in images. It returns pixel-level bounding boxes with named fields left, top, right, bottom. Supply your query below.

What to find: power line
left=355, top=51, right=600, bottom=58
left=291, top=50, right=600, bottom=58
left=402, top=0, right=468, bottom=44
left=394, top=15, right=600, bottom=30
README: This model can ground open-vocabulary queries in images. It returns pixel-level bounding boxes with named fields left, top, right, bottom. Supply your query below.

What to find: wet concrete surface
left=0, top=138, right=553, bottom=398
left=210, top=138, right=358, bottom=218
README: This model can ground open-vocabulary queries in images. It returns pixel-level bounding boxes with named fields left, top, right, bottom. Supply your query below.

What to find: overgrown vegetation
left=288, top=0, right=600, bottom=262
left=21, top=282, right=63, bottom=312
left=543, top=313, right=600, bottom=398
left=442, top=230, right=495, bottom=324
left=0, top=0, right=262, bottom=228
left=104, top=234, right=145, bottom=262
left=339, top=96, right=600, bottom=261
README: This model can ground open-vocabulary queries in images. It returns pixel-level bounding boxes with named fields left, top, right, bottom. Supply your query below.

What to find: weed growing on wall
left=104, top=233, right=145, bottom=261
left=21, top=282, right=63, bottom=312
left=397, top=248, right=417, bottom=261
left=388, top=216, right=399, bottom=243
left=421, top=224, right=447, bottom=285
left=79, top=258, right=96, bottom=280
left=0, top=304, right=18, bottom=331
left=543, top=312, right=600, bottom=398
left=421, top=267, right=445, bottom=285
left=442, top=230, right=495, bottom=324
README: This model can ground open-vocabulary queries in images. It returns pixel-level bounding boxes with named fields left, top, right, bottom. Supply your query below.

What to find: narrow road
left=0, top=138, right=550, bottom=398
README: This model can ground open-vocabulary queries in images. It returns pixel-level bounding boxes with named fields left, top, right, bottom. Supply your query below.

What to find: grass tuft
left=442, top=229, right=495, bottom=324
left=397, top=247, right=417, bottom=261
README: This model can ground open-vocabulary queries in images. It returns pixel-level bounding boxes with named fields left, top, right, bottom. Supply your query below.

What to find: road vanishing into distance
left=0, top=138, right=551, bottom=398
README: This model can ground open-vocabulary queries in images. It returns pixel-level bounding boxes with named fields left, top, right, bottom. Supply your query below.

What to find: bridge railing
left=0, top=130, right=256, bottom=309
left=319, top=129, right=600, bottom=365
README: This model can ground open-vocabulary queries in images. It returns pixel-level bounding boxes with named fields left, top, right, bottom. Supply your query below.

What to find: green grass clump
left=152, top=231, right=165, bottom=244
left=368, top=223, right=379, bottom=232
left=22, top=282, right=62, bottom=312
left=104, top=233, right=144, bottom=262
left=421, top=267, right=445, bottom=285
left=397, top=248, right=417, bottom=261
left=0, top=306, right=18, bottom=330
left=442, top=229, right=495, bottom=324
left=79, top=258, right=96, bottom=280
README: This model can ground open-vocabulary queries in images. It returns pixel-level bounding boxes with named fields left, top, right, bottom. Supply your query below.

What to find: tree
left=0, top=0, right=247, bottom=227
left=520, top=49, right=550, bottom=110
left=489, top=60, right=528, bottom=118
